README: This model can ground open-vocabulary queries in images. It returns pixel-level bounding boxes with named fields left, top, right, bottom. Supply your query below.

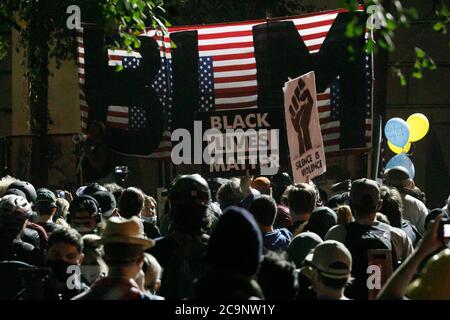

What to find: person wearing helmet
left=7, top=180, right=37, bottom=204
left=378, top=214, right=448, bottom=300
left=0, top=195, right=44, bottom=266
left=148, top=174, right=212, bottom=299
left=5, top=180, right=50, bottom=250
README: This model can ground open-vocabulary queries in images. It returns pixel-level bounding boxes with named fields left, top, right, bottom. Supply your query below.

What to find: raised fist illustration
left=289, top=78, right=313, bottom=154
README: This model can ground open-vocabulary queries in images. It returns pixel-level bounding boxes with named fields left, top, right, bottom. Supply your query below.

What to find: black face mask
left=47, top=259, right=74, bottom=283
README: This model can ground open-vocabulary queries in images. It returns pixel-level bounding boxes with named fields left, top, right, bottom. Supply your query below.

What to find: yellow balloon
left=388, top=140, right=411, bottom=154
left=407, top=113, right=429, bottom=142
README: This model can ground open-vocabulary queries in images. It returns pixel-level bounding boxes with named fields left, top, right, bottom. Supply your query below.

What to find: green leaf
left=415, top=47, right=425, bottom=58
left=365, top=39, right=375, bottom=54
left=440, top=3, right=449, bottom=17
left=412, top=71, right=423, bottom=79
left=433, top=22, right=445, bottom=32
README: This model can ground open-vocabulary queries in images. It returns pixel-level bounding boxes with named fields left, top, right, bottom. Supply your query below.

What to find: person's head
left=103, top=183, right=124, bottom=204
left=273, top=204, right=293, bottom=229
left=409, top=186, right=426, bottom=204
left=335, top=205, right=354, bottom=225
left=46, top=227, right=84, bottom=283
left=35, top=188, right=57, bottom=218
left=287, top=231, right=323, bottom=268
left=257, top=251, right=298, bottom=300
left=406, top=248, right=450, bottom=299
left=349, top=178, right=382, bottom=220
left=375, top=212, right=390, bottom=224
left=249, top=195, right=277, bottom=228
left=216, top=178, right=244, bottom=209
left=325, top=192, right=350, bottom=210
left=0, top=195, right=32, bottom=241
left=7, top=180, right=37, bottom=204
left=68, top=195, right=102, bottom=235
left=271, top=172, right=292, bottom=204
left=251, top=177, right=272, bottom=196
left=304, top=207, right=337, bottom=239
left=118, top=187, right=145, bottom=219
left=99, top=216, right=154, bottom=278
left=142, top=253, right=162, bottom=294
left=54, top=197, right=70, bottom=222
left=425, top=208, right=449, bottom=231
left=169, top=203, right=212, bottom=235
left=384, top=166, right=411, bottom=193
left=88, top=121, right=106, bottom=140
left=82, top=182, right=107, bottom=197
left=287, top=183, right=317, bottom=220
left=0, top=175, right=18, bottom=197
left=207, top=206, right=263, bottom=277
left=379, top=186, right=403, bottom=228
left=92, top=190, right=117, bottom=218
left=207, top=178, right=228, bottom=202
left=80, top=234, right=107, bottom=285
left=3, top=188, right=26, bottom=199
left=169, top=174, right=211, bottom=208
left=330, top=180, right=351, bottom=196
left=307, top=240, right=352, bottom=296
left=81, top=234, right=103, bottom=265
left=141, top=195, right=157, bottom=224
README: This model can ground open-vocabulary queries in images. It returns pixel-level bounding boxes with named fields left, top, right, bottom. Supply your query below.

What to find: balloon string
left=407, top=142, right=415, bottom=156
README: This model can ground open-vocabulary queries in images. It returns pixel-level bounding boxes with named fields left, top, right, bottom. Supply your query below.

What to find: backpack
left=344, top=222, right=397, bottom=300
left=160, top=234, right=209, bottom=299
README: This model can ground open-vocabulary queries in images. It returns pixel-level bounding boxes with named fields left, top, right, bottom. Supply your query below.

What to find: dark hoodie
left=194, top=206, right=264, bottom=299
left=304, top=206, right=337, bottom=239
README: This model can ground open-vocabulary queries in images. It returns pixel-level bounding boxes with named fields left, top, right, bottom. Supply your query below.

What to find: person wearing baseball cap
left=325, top=178, right=413, bottom=300
left=73, top=216, right=162, bottom=300
left=303, top=240, right=353, bottom=300
left=251, top=176, right=272, bottom=196
left=35, top=188, right=62, bottom=236
left=92, top=190, right=117, bottom=219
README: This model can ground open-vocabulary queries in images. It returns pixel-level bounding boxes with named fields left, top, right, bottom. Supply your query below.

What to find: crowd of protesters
left=0, top=165, right=449, bottom=300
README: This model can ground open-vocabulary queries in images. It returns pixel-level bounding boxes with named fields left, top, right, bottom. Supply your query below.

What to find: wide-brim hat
left=97, top=216, right=154, bottom=250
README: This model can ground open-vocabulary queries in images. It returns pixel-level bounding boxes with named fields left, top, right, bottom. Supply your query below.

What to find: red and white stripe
left=108, top=49, right=142, bottom=67
left=76, top=32, right=88, bottom=133
left=106, top=105, right=129, bottom=129
left=165, top=10, right=338, bottom=111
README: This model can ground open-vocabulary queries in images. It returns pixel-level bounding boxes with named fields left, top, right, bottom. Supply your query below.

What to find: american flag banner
left=76, top=6, right=372, bottom=160
left=108, top=50, right=142, bottom=68
left=106, top=105, right=147, bottom=130
left=169, top=10, right=344, bottom=112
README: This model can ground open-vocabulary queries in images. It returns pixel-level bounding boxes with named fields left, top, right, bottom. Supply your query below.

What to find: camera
left=114, top=166, right=129, bottom=186
left=439, top=218, right=450, bottom=244
left=72, top=133, right=88, bottom=145
left=115, top=166, right=129, bottom=174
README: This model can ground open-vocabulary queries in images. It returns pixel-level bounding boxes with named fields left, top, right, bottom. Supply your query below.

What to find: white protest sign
left=284, top=71, right=326, bottom=183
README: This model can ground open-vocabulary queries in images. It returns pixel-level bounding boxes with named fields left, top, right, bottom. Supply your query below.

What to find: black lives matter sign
left=196, top=109, right=286, bottom=177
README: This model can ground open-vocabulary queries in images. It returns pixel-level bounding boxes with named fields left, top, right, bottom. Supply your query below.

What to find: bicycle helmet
left=0, top=195, right=33, bottom=219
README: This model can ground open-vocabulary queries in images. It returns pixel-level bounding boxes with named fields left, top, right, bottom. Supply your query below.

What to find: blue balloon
left=384, top=118, right=410, bottom=148
left=385, top=153, right=415, bottom=179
